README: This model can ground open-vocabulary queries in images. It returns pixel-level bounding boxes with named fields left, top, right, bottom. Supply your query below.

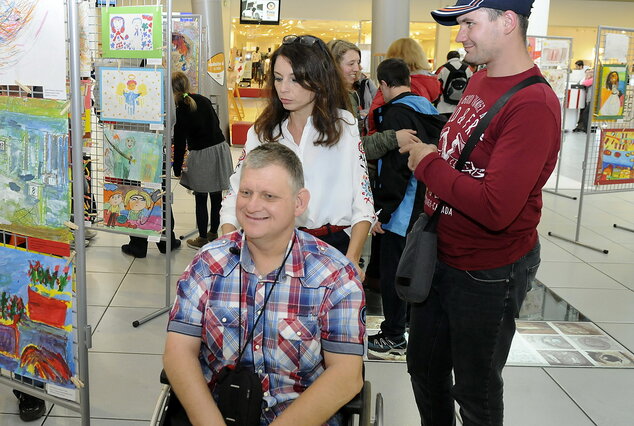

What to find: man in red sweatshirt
left=399, top=1, right=561, bottom=425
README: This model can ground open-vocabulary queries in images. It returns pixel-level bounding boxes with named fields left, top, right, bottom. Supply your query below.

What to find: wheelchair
left=151, top=369, right=383, bottom=426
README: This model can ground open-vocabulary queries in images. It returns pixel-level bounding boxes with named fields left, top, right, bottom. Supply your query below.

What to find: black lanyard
left=235, top=238, right=295, bottom=364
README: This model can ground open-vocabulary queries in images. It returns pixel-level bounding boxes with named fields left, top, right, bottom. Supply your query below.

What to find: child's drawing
left=0, top=244, right=75, bottom=387
left=0, top=0, right=67, bottom=99
left=0, top=96, right=72, bottom=242
left=103, top=183, right=163, bottom=236
left=103, top=129, right=163, bottom=183
left=99, top=67, right=164, bottom=124
left=172, top=17, right=201, bottom=92
left=101, top=6, right=163, bottom=59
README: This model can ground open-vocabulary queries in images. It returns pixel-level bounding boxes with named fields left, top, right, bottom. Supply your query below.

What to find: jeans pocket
left=464, top=264, right=512, bottom=284
left=525, top=261, right=540, bottom=292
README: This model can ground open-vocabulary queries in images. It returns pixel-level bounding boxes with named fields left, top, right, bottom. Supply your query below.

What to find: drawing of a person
left=122, top=189, right=152, bottom=228
left=116, top=75, right=147, bottom=116
left=599, top=71, right=624, bottom=116
left=104, top=191, right=124, bottom=227
left=129, top=17, right=143, bottom=50
left=110, top=16, right=128, bottom=50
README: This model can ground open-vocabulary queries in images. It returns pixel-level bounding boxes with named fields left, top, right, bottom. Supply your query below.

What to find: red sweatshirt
left=416, top=65, right=561, bottom=270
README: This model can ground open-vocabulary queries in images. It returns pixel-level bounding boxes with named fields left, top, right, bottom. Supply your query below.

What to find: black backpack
left=442, top=62, right=469, bottom=105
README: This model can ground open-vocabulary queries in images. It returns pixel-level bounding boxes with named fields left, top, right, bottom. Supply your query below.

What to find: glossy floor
left=0, top=131, right=633, bottom=425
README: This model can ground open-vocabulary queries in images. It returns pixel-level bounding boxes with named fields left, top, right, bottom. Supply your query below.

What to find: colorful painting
left=595, top=64, right=628, bottom=120
left=172, top=17, right=201, bottom=92
left=103, top=128, right=163, bottom=183
left=0, top=0, right=67, bottom=99
left=101, top=6, right=163, bottom=59
left=0, top=244, right=75, bottom=388
left=99, top=67, right=164, bottom=124
left=594, top=129, right=634, bottom=185
left=103, top=183, right=163, bottom=236
left=0, top=96, right=72, bottom=242
left=78, top=0, right=94, bottom=77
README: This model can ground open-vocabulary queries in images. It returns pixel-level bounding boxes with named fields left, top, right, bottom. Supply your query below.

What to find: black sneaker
left=368, top=332, right=407, bottom=360
left=13, top=390, right=46, bottom=422
left=121, top=244, right=146, bottom=258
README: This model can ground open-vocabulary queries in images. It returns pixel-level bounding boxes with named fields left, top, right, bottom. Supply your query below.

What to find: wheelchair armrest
left=160, top=369, right=170, bottom=385
left=340, top=380, right=372, bottom=426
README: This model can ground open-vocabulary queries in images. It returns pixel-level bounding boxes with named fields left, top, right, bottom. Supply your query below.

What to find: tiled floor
left=1, top=130, right=633, bottom=425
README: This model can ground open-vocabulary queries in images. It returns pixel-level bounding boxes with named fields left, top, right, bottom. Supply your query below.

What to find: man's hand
left=371, top=221, right=385, bottom=236
left=399, top=142, right=437, bottom=171
left=395, top=129, right=423, bottom=148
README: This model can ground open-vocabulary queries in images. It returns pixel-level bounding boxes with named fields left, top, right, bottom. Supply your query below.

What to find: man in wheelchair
left=163, top=143, right=366, bottom=425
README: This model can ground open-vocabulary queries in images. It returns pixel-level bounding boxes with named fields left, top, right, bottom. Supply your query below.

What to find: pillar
left=371, top=0, right=410, bottom=77
left=192, top=0, right=230, bottom=141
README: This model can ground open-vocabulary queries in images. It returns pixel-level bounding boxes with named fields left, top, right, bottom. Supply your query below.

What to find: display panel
left=240, top=0, right=280, bottom=25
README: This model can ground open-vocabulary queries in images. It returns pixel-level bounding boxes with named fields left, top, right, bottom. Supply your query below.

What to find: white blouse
left=220, top=109, right=375, bottom=230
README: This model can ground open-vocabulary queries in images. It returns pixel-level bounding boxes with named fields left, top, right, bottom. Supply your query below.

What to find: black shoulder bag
left=216, top=240, right=295, bottom=425
left=394, top=75, right=548, bottom=303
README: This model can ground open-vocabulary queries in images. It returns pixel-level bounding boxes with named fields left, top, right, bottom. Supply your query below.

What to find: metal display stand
left=528, top=35, right=577, bottom=200
left=0, top=0, right=92, bottom=423
left=548, top=25, right=634, bottom=253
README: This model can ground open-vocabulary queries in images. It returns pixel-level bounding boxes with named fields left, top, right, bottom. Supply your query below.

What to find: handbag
left=394, top=75, right=549, bottom=303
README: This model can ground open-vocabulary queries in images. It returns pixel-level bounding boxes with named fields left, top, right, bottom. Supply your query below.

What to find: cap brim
left=430, top=4, right=481, bottom=26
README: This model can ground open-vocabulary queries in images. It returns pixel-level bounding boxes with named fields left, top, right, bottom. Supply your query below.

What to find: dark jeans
left=318, top=230, right=350, bottom=256
left=194, top=191, right=222, bottom=238
left=379, top=230, right=407, bottom=339
left=407, top=241, right=540, bottom=426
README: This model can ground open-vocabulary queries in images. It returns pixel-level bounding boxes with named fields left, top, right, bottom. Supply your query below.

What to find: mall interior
left=0, top=0, right=633, bottom=425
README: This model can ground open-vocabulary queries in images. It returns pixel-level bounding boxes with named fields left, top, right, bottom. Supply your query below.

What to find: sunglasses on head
left=282, top=35, right=320, bottom=47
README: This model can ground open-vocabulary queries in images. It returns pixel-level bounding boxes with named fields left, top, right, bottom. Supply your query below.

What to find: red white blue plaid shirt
left=168, top=230, right=366, bottom=425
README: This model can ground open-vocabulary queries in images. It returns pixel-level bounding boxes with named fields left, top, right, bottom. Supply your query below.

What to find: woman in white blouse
left=220, top=34, right=374, bottom=276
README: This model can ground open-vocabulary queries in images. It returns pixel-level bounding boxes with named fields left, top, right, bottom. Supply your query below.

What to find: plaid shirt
left=168, top=230, right=366, bottom=425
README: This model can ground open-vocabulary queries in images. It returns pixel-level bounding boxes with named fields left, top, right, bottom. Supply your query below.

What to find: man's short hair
left=377, top=58, right=410, bottom=88
left=242, top=143, right=304, bottom=194
left=575, top=60, right=584, bottom=68
left=447, top=50, right=460, bottom=60
left=483, top=7, right=529, bottom=40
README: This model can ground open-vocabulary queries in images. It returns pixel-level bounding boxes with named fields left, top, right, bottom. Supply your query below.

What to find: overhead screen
left=240, top=0, right=281, bottom=25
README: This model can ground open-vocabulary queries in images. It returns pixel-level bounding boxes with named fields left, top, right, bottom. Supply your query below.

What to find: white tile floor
left=1, top=130, right=633, bottom=425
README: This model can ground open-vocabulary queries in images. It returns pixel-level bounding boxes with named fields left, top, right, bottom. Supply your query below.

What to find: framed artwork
left=594, top=128, right=634, bottom=185
left=0, top=0, right=67, bottom=99
left=595, top=64, right=628, bottom=120
left=0, top=96, right=72, bottom=242
left=539, top=39, right=570, bottom=67
left=103, top=128, right=163, bottom=183
left=103, top=183, right=163, bottom=236
left=541, top=68, right=568, bottom=99
left=172, top=17, right=202, bottom=92
left=101, top=6, right=163, bottom=58
left=0, top=244, right=75, bottom=388
left=99, top=67, right=164, bottom=124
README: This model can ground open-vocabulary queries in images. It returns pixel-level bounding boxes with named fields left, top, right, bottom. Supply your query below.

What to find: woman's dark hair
left=605, top=71, right=620, bottom=91
left=254, top=35, right=351, bottom=147
left=172, top=71, right=197, bottom=111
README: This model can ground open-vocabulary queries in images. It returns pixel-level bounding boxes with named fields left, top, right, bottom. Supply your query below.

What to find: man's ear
left=502, top=10, right=518, bottom=35
left=295, top=188, right=310, bottom=217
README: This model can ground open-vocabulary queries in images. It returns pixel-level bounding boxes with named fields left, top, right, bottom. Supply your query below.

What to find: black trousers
left=194, top=191, right=222, bottom=238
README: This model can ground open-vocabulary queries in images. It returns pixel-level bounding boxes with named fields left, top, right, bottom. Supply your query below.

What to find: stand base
left=547, top=232, right=609, bottom=254
left=613, top=223, right=634, bottom=234
left=133, top=306, right=172, bottom=327
left=543, top=189, right=577, bottom=200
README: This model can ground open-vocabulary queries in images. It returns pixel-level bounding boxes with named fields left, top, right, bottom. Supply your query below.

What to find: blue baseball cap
left=431, top=0, right=534, bottom=26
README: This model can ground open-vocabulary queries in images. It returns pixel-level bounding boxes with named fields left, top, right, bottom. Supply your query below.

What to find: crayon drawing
left=101, top=6, right=163, bottom=59
left=595, top=64, right=627, bottom=120
left=540, top=39, right=569, bottom=67
left=541, top=68, right=568, bottom=99
left=0, top=244, right=75, bottom=388
left=172, top=17, right=201, bottom=92
left=99, top=67, right=164, bottom=124
left=103, top=129, right=163, bottom=183
left=0, top=0, right=67, bottom=99
left=594, top=129, right=634, bottom=185
left=103, top=183, right=162, bottom=236
left=0, top=96, right=72, bottom=242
